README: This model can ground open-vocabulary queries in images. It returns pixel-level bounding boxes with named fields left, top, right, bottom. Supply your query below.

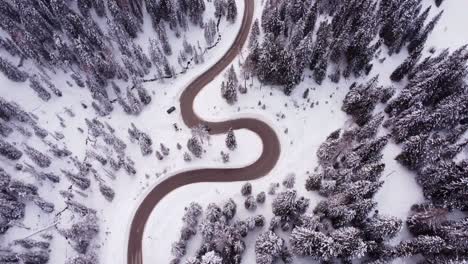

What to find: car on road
left=167, top=106, right=176, bottom=114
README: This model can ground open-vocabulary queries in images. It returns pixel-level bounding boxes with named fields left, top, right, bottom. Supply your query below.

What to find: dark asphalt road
left=127, top=1, right=280, bottom=263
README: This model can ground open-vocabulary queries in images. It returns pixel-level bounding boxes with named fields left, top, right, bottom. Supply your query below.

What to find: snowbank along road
left=127, top=0, right=281, bottom=263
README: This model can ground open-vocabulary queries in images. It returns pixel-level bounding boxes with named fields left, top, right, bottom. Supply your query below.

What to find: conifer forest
left=0, top=0, right=466, bottom=263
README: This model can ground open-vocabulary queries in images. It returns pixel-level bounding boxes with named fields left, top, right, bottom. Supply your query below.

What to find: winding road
left=127, top=1, right=281, bottom=263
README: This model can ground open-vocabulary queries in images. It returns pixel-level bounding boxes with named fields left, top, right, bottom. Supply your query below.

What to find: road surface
left=127, top=1, right=280, bottom=263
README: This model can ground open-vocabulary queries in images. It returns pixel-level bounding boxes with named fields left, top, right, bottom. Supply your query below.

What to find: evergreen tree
left=241, top=182, right=252, bottom=196
left=226, top=0, right=237, bottom=23
left=204, top=19, right=217, bottom=46
left=225, top=128, right=237, bottom=150
left=0, top=139, right=22, bottom=160
left=221, top=80, right=237, bottom=104
left=29, top=75, right=51, bottom=102
left=23, top=145, right=51, bottom=168
left=255, top=231, right=289, bottom=264
left=390, top=45, right=423, bottom=82
left=0, top=56, right=28, bottom=82
left=187, top=136, right=203, bottom=158
left=290, top=227, right=335, bottom=260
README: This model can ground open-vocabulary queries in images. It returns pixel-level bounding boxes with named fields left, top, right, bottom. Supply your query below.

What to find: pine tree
left=0, top=139, right=22, bottom=160
left=29, top=75, right=51, bottom=102
left=390, top=45, right=423, bottom=82
left=23, top=145, right=51, bottom=168
left=204, top=19, right=217, bottom=46
left=214, top=0, right=226, bottom=18
left=226, top=0, right=237, bottom=23
left=244, top=195, right=257, bottom=210
left=225, top=128, right=237, bottom=150
left=256, top=192, right=266, bottom=204
left=282, top=173, right=295, bottom=189
left=435, top=0, right=444, bottom=7
left=408, top=11, right=444, bottom=53
left=241, top=182, right=252, bottom=196
left=255, top=231, right=288, bottom=264
left=187, top=137, right=203, bottom=158
left=272, top=190, right=296, bottom=217
left=290, top=227, right=335, bottom=260
left=364, top=214, right=402, bottom=242
left=222, top=199, right=236, bottom=220
left=396, top=235, right=446, bottom=257
left=183, top=152, right=192, bottom=162
left=331, top=227, right=367, bottom=259
left=0, top=56, right=27, bottom=82
left=136, top=85, right=152, bottom=105
left=201, top=251, right=222, bottom=264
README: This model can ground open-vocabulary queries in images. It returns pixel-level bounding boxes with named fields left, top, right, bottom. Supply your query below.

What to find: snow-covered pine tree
left=226, top=0, right=237, bottom=23
left=187, top=136, right=203, bottom=158
left=240, top=182, right=252, bottom=196
left=23, top=145, right=51, bottom=168
left=204, top=19, right=217, bottom=46
left=0, top=56, right=27, bottom=82
left=0, top=138, right=22, bottom=160
left=225, top=128, right=237, bottom=150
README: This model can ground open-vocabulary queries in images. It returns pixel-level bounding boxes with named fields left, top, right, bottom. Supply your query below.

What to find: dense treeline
left=0, top=0, right=237, bottom=115
left=244, top=0, right=442, bottom=95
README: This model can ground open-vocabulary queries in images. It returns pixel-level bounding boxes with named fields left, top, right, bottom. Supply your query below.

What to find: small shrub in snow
left=160, top=143, right=170, bottom=156
left=156, top=151, right=164, bottom=160
left=240, top=182, right=252, bottom=196
left=183, top=152, right=192, bottom=162
left=99, top=184, right=115, bottom=202
left=268, top=182, right=279, bottom=195
left=220, top=151, right=229, bottom=163
left=244, top=195, right=257, bottom=211
left=256, top=191, right=266, bottom=204
left=282, top=173, right=296, bottom=188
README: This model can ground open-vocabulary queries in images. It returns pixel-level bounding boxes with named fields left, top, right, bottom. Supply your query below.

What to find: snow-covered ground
left=145, top=1, right=468, bottom=263
left=0, top=1, right=256, bottom=263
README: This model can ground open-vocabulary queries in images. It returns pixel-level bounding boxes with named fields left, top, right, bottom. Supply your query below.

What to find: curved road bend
left=127, top=1, right=281, bottom=263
